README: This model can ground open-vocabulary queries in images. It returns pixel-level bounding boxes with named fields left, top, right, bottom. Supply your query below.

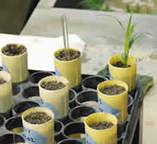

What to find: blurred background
left=0, top=0, right=39, bottom=34
left=0, top=0, right=156, bottom=34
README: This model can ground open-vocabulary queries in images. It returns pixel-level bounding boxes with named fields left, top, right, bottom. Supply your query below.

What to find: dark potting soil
left=0, top=78, right=6, bottom=84
left=100, top=84, right=125, bottom=95
left=24, top=112, right=51, bottom=124
left=41, top=80, right=65, bottom=90
left=89, top=121, right=113, bottom=130
left=2, top=44, right=26, bottom=56
left=56, top=49, right=80, bottom=61
left=112, top=61, right=130, bottom=68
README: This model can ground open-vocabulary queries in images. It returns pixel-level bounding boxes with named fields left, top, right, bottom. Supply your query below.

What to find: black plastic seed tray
left=0, top=69, right=143, bottom=144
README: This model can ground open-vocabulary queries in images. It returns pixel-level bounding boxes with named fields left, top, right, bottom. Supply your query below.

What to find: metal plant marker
left=61, top=15, right=70, bottom=58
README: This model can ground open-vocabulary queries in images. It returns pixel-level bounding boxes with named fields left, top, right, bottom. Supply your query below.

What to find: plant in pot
left=0, top=71, right=13, bottom=114
left=22, top=107, right=54, bottom=144
left=1, top=44, right=28, bottom=83
left=39, top=75, right=69, bottom=119
left=108, top=15, right=140, bottom=91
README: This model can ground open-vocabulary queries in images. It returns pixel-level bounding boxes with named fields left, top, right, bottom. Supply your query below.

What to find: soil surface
left=56, top=49, right=80, bottom=61
left=89, top=121, right=113, bottom=130
left=100, top=84, right=125, bottom=95
left=112, top=61, right=130, bottom=68
left=24, top=112, right=51, bottom=124
left=2, top=44, right=26, bottom=56
left=41, top=80, right=65, bottom=90
left=0, top=78, right=6, bottom=84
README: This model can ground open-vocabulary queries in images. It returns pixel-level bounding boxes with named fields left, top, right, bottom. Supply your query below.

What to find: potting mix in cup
left=112, top=61, right=131, bottom=68
left=55, top=49, right=80, bottom=61
left=89, top=121, right=114, bottom=130
left=100, top=84, right=125, bottom=95
left=2, top=44, right=26, bottom=56
left=41, top=80, right=65, bottom=90
left=24, top=112, right=51, bottom=124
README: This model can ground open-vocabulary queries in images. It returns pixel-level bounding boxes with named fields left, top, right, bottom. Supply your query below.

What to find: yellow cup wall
left=1, top=44, right=28, bottom=83
left=109, top=54, right=137, bottom=91
left=97, top=80, right=128, bottom=123
left=0, top=71, right=12, bottom=113
left=39, top=75, right=69, bottom=119
left=85, top=112, right=118, bottom=144
left=54, top=48, right=81, bottom=88
left=22, top=107, right=54, bottom=144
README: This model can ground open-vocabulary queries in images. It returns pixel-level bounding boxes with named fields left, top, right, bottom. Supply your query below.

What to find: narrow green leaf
left=104, top=15, right=125, bottom=31
left=129, top=24, right=135, bottom=38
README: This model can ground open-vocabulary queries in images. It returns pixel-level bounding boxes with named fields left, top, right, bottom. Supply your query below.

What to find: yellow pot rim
left=0, top=71, right=11, bottom=85
left=54, top=48, right=81, bottom=63
left=22, top=107, right=54, bottom=126
left=108, top=54, right=137, bottom=70
left=38, top=75, right=69, bottom=92
left=85, top=112, right=118, bottom=132
left=1, top=44, right=27, bottom=58
left=97, top=80, right=128, bottom=97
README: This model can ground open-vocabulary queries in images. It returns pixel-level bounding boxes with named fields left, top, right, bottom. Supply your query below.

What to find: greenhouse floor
left=22, top=0, right=157, bottom=143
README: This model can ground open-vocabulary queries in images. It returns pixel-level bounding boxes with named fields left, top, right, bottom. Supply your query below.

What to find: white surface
left=0, top=34, right=86, bottom=71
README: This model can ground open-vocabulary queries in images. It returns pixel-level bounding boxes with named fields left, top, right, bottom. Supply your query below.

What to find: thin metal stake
left=61, top=15, right=70, bottom=58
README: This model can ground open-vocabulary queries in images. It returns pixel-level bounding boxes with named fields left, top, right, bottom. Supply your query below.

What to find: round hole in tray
left=76, top=90, right=98, bottom=106
left=118, top=134, right=124, bottom=144
left=81, top=74, right=93, bottom=80
left=14, top=101, right=39, bottom=115
left=69, top=106, right=96, bottom=122
left=63, top=122, right=85, bottom=139
left=69, top=89, right=77, bottom=101
left=69, top=89, right=77, bottom=109
left=72, top=84, right=83, bottom=94
left=58, top=115, right=72, bottom=125
left=0, top=133, right=25, bottom=144
left=22, top=86, right=39, bottom=99
left=0, top=109, right=13, bottom=119
left=55, top=120, right=64, bottom=143
left=118, top=119, right=128, bottom=138
left=0, top=115, right=4, bottom=127
left=30, top=71, right=53, bottom=84
left=5, top=116, right=23, bottom=133
left=82, top=75, right=107, bottom=90
left=58, top=139, right=82, bottom=144
left=128, top=95, right=134, bottom=114
left=55, top=120, right=63, bottom=135
left=12, top=83, right=21, bottom=96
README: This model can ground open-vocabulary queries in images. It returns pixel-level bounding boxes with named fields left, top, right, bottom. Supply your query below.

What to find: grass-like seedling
left=122, top=15, right=140, bottom=67
left=111, top=15, right=141, bottom=67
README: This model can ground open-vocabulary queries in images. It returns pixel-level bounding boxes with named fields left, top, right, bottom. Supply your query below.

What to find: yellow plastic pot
left=39, top=75, right=69, bottom=119
left=108, top=54, right=137, bottom=91
left=1, top=44, right=28, bottom=83
left=22, top=107, right=54, bottom=144
left=85, top=112, right=118, bottom=144
left=97, top=80, right=128, bottom=123
left=54, top=48, right=81, bottom=88
left=0, top=71, right=12, bottom=113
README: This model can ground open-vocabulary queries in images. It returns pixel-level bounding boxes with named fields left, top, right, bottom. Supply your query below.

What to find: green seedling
left=109, top=15, right=141, bottom=67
